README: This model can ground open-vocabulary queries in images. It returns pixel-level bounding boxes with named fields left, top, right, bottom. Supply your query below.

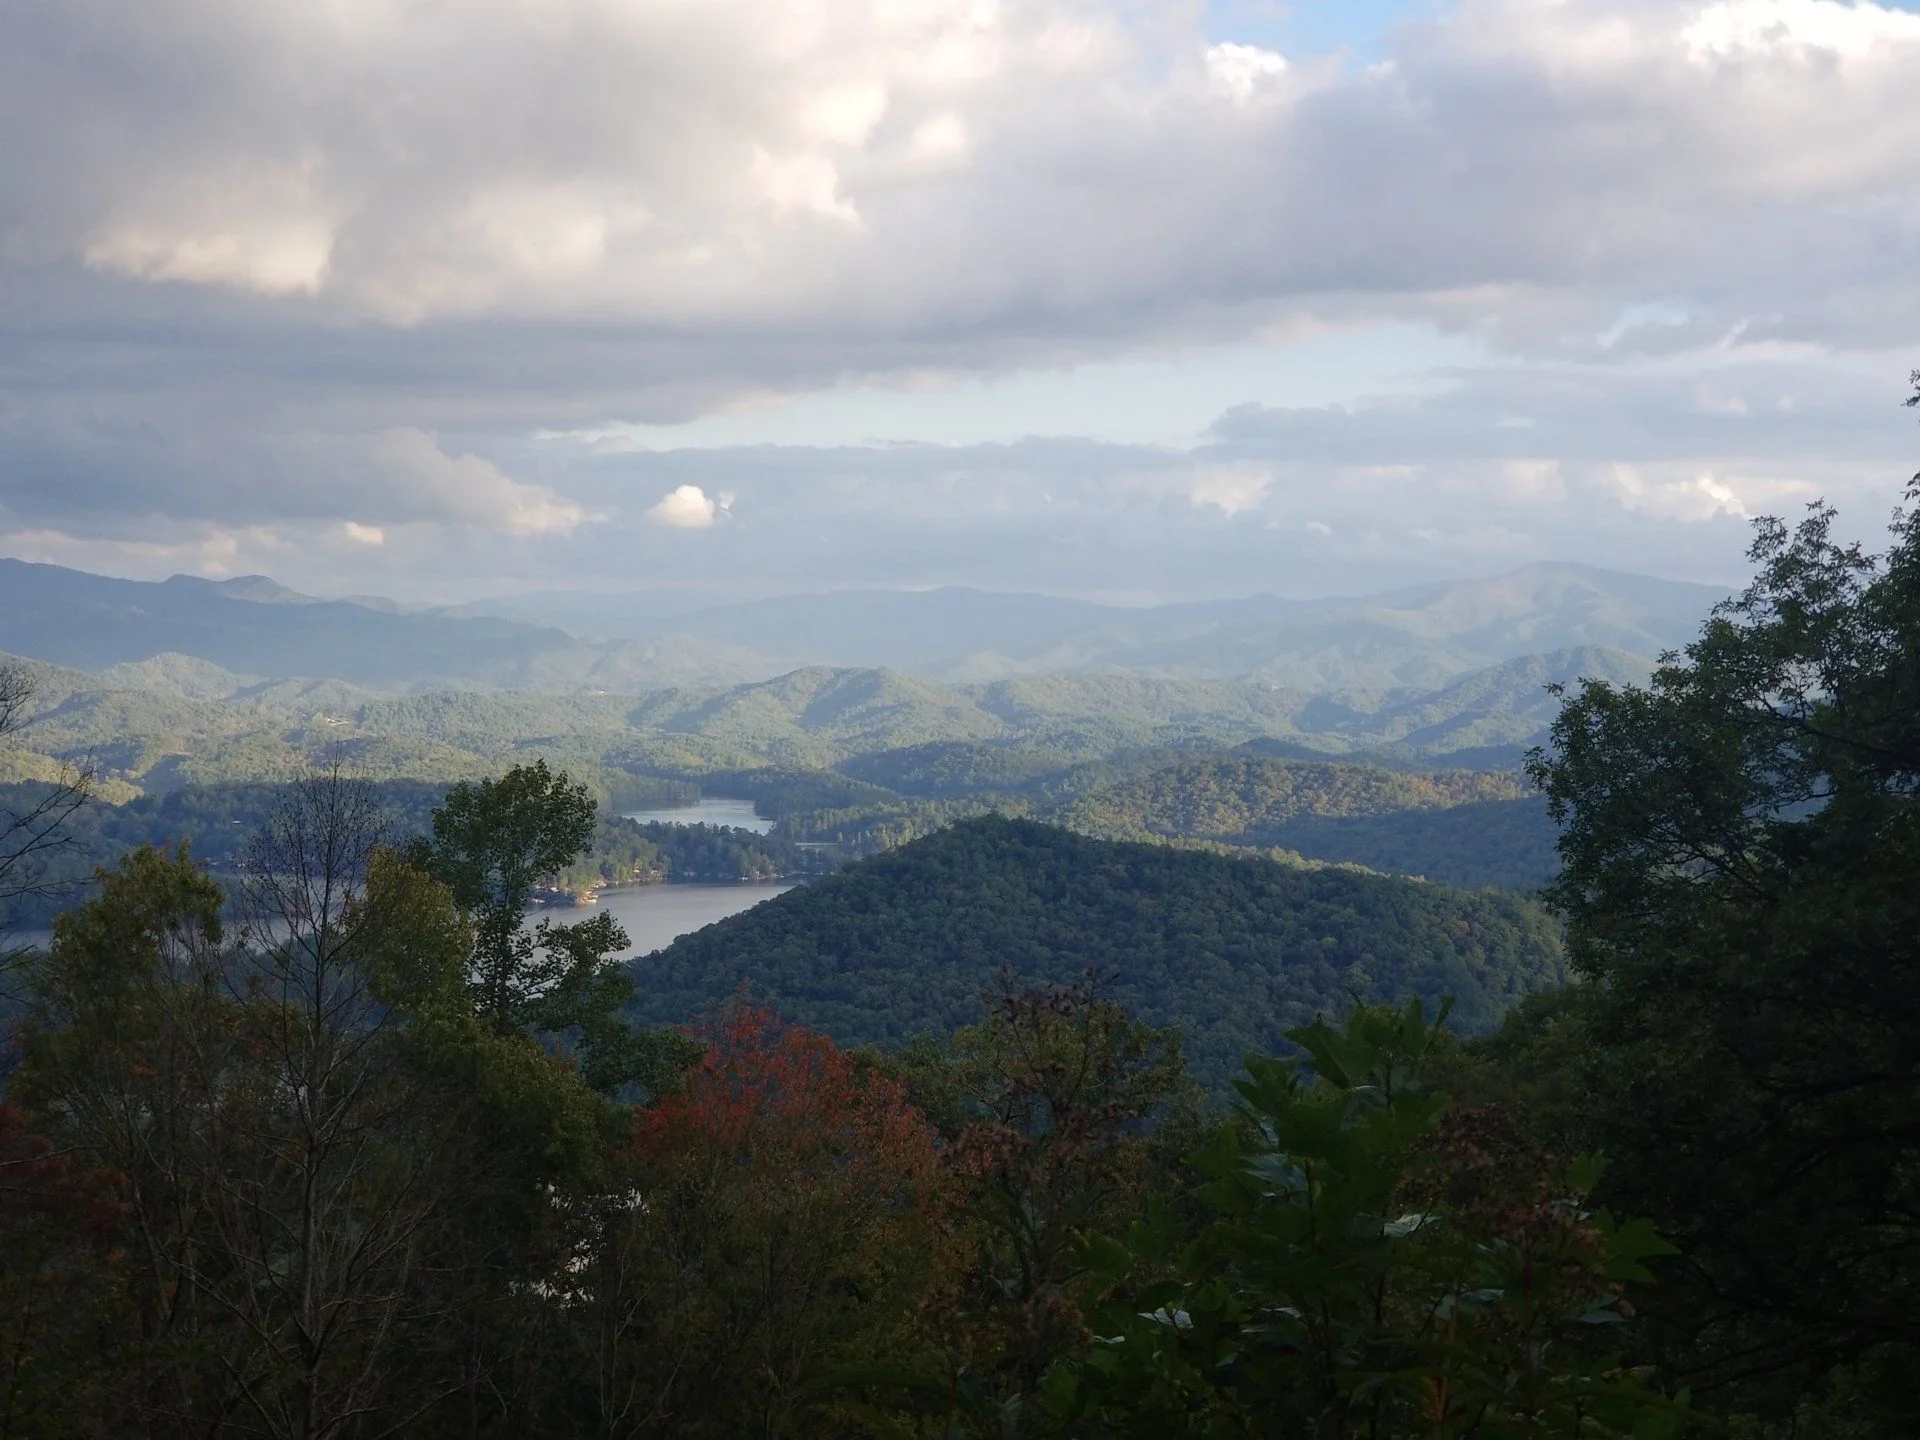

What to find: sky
left=2, top=0, right=1919, bottom=606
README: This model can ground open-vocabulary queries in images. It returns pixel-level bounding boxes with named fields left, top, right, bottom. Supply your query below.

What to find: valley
left=2, top=524, right=1910, bottom=1437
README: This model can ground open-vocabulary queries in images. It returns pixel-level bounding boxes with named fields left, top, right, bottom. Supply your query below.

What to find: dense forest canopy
left=1492, top=487, right=1920, bottom=1425
left=629, top=816, right=1566, bottom=1087
left=0, top=738, right=1569, bottom=925
left=1041, top=754, right=1528, bottom=843
left=0, top=639, right=1649, bottom=803
left=1260, top=795, right=1560, bottom=891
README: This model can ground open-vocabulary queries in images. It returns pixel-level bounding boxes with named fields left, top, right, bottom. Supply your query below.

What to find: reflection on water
left=622, top=798, right=772, bottom=834
left=539, top=881, right=793, bottom=958
left=9, top=882, right=795, bottom=965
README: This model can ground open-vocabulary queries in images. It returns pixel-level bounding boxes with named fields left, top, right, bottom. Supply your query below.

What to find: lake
left=540, top=881, right=794, bottom=957
left=5, top=880, right=795, bottom=963
left=621, top=797, right=772, bottom=833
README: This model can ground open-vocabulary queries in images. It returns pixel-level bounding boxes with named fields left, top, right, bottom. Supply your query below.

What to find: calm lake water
left=6, top=881, right=795, bottom=963
left=622, top=797, right=772, bottom=833
left=540, top=881, right=794, bottom=957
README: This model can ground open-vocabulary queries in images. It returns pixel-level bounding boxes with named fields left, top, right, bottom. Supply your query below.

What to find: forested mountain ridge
left=1042, top=754, right=1528, bottom=844
left=627, top=816, right=1567, bottom=1086
left=0, top=646, right=1642, bottom=797
left=0, top=557, right=1714, bottom=694
left=1033, top=753, right=1560, bottom=889
left=1261, top=796, right=1560, bottom=891
left=1, top=743, right=1561, bottom=925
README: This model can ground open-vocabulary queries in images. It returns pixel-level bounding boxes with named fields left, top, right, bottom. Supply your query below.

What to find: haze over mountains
left=0, top=556, right=1726, bottom=699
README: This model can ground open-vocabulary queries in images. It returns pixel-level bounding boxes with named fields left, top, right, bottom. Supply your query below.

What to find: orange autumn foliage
left=634, top=1002, right=938, bottom=1201
left=604, top=1005, right=950, bottom=1437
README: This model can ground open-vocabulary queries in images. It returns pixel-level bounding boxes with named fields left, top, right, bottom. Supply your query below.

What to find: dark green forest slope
left=629, top=817, right=1565, bottom=1085
left=1266, top=796, right=1560, bottom=890
left=1032, top=754, right=1557, bottom=890
left=1043, top=754, right=1526, bottom=841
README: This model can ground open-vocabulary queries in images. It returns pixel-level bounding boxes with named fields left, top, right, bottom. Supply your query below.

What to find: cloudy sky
left=2, top=0, right=1918, bottom=606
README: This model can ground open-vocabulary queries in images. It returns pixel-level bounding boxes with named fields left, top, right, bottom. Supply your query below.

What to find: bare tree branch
left=0, top=662, right=94, bottom=912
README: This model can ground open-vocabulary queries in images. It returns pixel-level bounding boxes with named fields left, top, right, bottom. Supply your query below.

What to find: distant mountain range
left=0, top=558, right=1729, bottom=697
left=0, top=642, right=1651, bottom=801
left=0, top=561, right=584, bottom=691
left=599, top=564, right=1720, bottom=691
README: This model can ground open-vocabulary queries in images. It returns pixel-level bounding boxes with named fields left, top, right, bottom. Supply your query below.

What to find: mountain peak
left=210, top=575, right=323, bottom=605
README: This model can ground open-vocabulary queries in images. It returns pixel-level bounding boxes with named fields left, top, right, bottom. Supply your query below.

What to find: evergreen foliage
left=629, top=817, right=1566, bottom=1087
left=1044, top=755, right=1526, bottom=845
left=1492, top=488, right=1920, bottom=1426
left=1047, top=1001, right=1688, bottom=1438
left=1264, top=796, right=1561, bottom=891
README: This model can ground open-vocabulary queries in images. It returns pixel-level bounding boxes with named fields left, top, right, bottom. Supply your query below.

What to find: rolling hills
left=1042, top=755, right=1529, bottom=844
left=626, top=817, right=1567, bottom=1086
left=0, top=643, right=1649, bottom=799
left=1037, top=753, right=1562, bottom=889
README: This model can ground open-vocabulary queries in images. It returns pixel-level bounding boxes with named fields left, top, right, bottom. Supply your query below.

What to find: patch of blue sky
left=552, top=323, right=1488, bottom=453
left=1207, top=2, right=1920, bottom=62
left=1203, top=0, right=1440, bottom=62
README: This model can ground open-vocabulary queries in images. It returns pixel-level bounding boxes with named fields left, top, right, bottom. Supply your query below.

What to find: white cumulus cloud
left=647, top=484, right=720, bottom=528
left=366, top=430, right=587, bottom=537
left=1204, top=43, right=1287, bottom=104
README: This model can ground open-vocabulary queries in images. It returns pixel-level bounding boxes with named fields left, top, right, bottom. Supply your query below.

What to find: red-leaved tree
left=538, top=1004, right=949, bottom=1439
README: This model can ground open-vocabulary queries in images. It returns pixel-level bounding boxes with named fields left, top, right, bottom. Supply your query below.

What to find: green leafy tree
left=840, top=978, right=1199, bottom=1437
left=421, top=760, right=656, bottom=1090
left=0, top=662, right=93, bottom=939
left=9, top=771, right=498, bottom=1440
left=423, top=759, right=597, bottom=1022
left=1049, top=1002, right=1685, bottom=1439
left=1524, top=476, right=1920, bottom=1422
left=9, top=845, right=246, bottom=1432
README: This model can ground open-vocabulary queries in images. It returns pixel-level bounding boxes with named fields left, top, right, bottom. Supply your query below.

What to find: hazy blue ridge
left=0, top=557, right=1717, bottom=695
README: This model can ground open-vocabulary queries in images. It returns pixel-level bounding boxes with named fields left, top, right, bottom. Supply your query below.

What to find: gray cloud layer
left=0, top=0, right=1917, bottom=598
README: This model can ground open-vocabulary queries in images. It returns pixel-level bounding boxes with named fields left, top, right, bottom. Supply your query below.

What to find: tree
left=10, top=843, right=252, bottom=1430
left=217, top=763, right=473, bottom=1439
left=574, top=1003, right=944, bottom=1439
left=7, top=769, right=475, bottom=1440
left=1526, top=481, right=1920, bottom=1420
left=844, top=976, right=1198, bottom=1437
left=0, top=663, right=92, bottom=934
left=0, top=1098, right=133, bottom=1436
left=4, top=775, right=624, bottom=1438
left=419, top=760, right=650, bottom=1090
left=1050, top=1002, right=1685, bottom=1440
left=942, top=979, right=1196, bottom=1403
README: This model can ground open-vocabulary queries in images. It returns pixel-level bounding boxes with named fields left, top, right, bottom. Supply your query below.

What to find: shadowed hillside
left=628, top=817, right=1566, bottom=1086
